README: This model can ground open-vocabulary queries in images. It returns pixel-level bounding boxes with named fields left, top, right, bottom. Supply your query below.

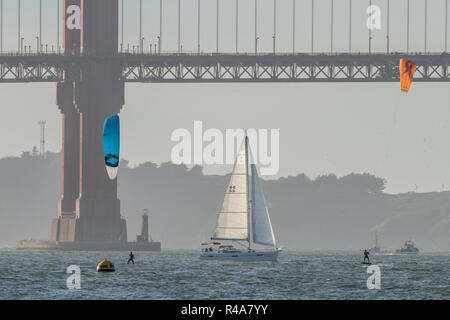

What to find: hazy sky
left=1, top=0, right=450, bottom=194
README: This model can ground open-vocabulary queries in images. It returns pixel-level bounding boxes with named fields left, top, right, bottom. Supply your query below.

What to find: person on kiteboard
left=363, top=249, right=370, bottom=263
left=127, top=251, right=135, bottom=264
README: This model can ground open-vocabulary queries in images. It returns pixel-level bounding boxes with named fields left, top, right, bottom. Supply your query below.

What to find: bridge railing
left=1, top=50, right=450, bottom=58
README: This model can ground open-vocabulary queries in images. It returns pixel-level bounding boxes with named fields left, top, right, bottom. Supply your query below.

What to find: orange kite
left=400, top=58, right=416, bottom=93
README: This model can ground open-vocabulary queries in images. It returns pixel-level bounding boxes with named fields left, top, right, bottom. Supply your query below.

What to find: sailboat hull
left=200, top=250, right=278, bottom=262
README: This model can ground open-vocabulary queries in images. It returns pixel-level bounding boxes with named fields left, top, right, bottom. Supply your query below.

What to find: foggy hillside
left=0, top=152, right=449, bottom=252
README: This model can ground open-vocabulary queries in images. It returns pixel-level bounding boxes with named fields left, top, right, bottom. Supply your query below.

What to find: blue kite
left=103, top=115, right=120, bottom=180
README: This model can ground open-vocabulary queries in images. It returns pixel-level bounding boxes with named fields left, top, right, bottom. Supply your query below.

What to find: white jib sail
left=251, top=163, right=276, bottom=247
left=212, top=140, right=249, bottom=241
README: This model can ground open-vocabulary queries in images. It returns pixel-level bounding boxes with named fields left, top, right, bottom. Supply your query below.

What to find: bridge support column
left=74, top=63, right=126, bottom=242
left=71, top=0, right=126, bottom=242
left=18, top=0, right=161, bottom=251
left=51, top=82, right=80, bottom=242
left=52, top=0, right=126, bottom=243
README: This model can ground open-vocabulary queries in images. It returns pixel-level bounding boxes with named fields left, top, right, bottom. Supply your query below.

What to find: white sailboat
left=200, top=134, right=279, bottom=261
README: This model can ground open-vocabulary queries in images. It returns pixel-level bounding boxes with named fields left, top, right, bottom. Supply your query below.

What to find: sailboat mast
left=375, top=230, right=378, bottom=248
left=245, top=134, right=251, bottom=251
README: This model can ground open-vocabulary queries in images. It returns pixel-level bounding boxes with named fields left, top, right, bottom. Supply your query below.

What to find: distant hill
left=0, top=152, right=449, bottom=252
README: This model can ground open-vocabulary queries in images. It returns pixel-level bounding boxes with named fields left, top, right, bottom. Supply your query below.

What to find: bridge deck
left=0, top=52, right=449, bottom=83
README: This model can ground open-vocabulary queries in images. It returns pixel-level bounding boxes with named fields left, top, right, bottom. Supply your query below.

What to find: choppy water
left=0, top=250, right=448, bottom=300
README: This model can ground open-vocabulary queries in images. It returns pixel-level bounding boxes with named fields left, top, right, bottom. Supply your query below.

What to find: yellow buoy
left=97, top=259, right=116, bottom=272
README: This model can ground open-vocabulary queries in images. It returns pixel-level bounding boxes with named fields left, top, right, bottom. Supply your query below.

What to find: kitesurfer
left=363, top=249, right=370, bottom=264
left=127, top=251, right=135, bottom=264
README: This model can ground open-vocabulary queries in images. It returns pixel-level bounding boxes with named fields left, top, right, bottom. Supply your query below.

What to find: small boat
left=200, top=134, right=279, bottom=262
left=368, top=230, right=389, bottom=254
left=368, top=230, right=381, bottom=254
left=395, top=240, right=419, bottom=254
left=97, top=259, right=116, bottom=272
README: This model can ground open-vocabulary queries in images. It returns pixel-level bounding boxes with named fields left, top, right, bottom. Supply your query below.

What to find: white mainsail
left=212, top=140, right=249, bottom=241
left=251, top=163, right=276, bottom=247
